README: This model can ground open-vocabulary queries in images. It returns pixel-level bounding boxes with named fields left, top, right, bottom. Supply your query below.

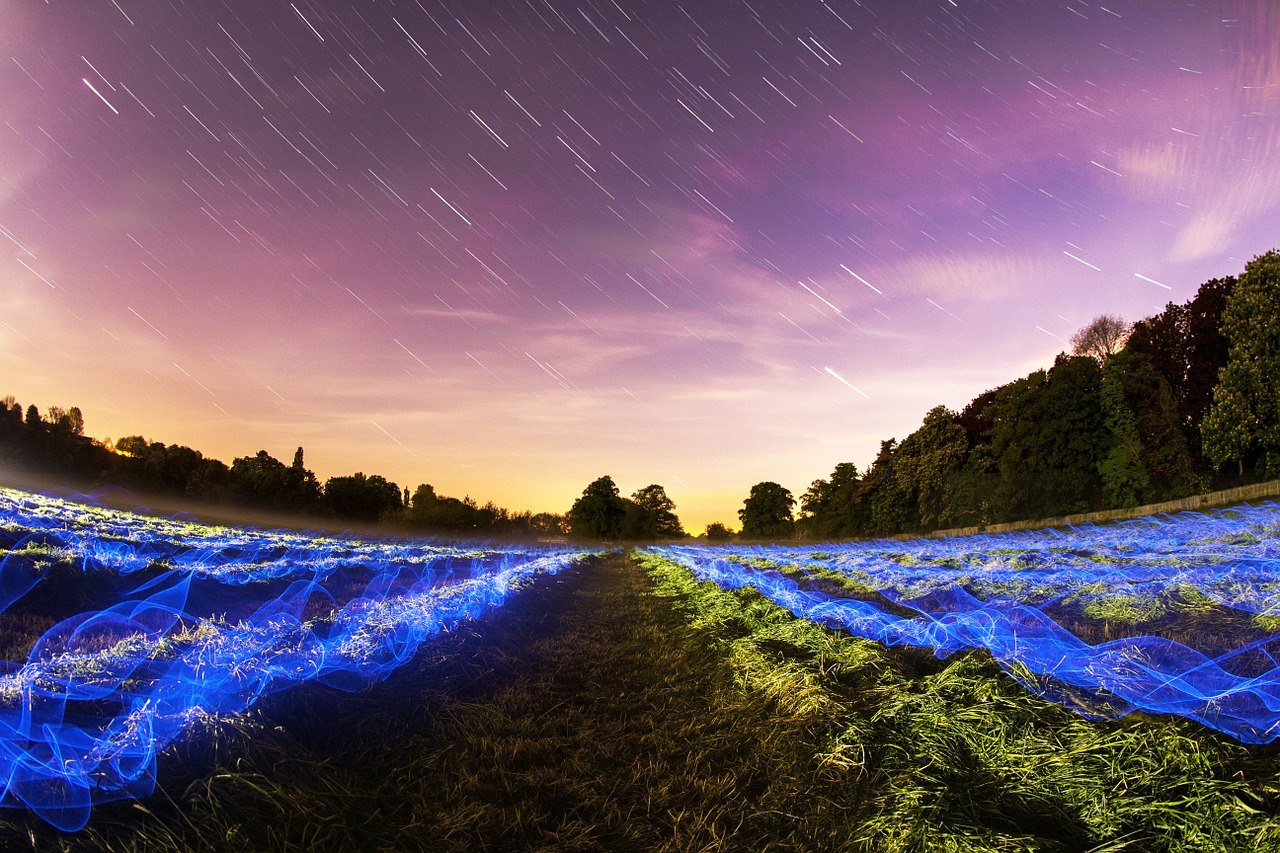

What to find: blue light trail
left=0, top=487, right=596, bottom=831
left=648, top=503, right=1280, bottom=745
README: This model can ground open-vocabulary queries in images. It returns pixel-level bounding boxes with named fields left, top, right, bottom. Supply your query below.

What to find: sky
left=2, top=0, right=1278, bottom=534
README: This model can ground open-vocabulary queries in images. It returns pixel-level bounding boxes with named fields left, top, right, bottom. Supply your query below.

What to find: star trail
left=2, top=1, right=1278, bottom=531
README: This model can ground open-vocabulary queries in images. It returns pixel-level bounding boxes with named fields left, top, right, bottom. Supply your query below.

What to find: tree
left=228, top=449, right=321, bottom=512
left=1127, top=275, right=1236, bottom=461
left=1103, top=349, right=1198, bottom=502
left=529, top=512, right=569, bottom=536
left=1202, top=250, right=1280, bottom=477
left=1180, top=277, right=1236, bottom=449
left=799, top=462, right=862, bottom=538
left=738, top=481, right=795, bottom=540
left=1071, top=314, right=1129, bottom=362
left=865, top=439, right=916, bottom=535
left=987, top=355, right=1107, bottom=521
left=567, top=475, right=628, bottom=540
left=324, top=472, right=402, bottom=523
left=630, top=484, right=683, bottom=539
left=24, top=405, right=40, bottom=428
left=703, top=522, right=735, bottom=541
left=891, top=405, right=969, bottom=529
left=1098, top=353, right=1149, bottom=508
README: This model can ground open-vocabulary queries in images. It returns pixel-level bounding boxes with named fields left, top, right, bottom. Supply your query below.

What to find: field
left=2, top=487, right=1280, bottom=850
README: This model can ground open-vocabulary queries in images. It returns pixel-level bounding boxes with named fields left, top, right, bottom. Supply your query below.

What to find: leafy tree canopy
left=739, top=481, right=795, bottom=540
left=1203, top=250, right=1280, bottom=476
left=567, top=475, right=628, bottom=540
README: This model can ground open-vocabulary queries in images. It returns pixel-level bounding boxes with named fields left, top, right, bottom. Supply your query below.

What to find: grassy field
left=1, top=551, right=1279, bottom=850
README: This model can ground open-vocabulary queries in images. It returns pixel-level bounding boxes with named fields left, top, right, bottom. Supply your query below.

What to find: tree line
left=0, top=406, right=565, bottom=537
left=7, top=250, right=1277, bottom=543
left=714, top=249, right=1280, bottom=540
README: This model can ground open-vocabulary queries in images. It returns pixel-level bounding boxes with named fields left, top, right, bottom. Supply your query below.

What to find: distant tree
left=630, top=484, right=683, bottom=539
left=406, top=483, right=481, bottom=531
left=799, top=462, right=862, bottom=538
left=1071, top=314, right=1129, bottom=363
left=115, top=435, right=150, bottom=457
left=567, top=475, right=628, bottom=540
left=324, top=472, right=402, bottom=523
left=410, top=483, right=439, bottom=510
left=24, top=405, right=40, bottom=428
left=66, top=406, right=84, bottom=436
left=228, top=449, right=322, bottom=512
left=738, top=481, right=795, bottom=540
left=529, top=512, right=569, bottom=536
left=703, top=522, right=735, bottom=541
left=1203, top=250, right=1280, bottom=477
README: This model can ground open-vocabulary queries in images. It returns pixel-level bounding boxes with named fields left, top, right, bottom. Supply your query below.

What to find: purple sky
left=3, top=1, right=1277, bottom=533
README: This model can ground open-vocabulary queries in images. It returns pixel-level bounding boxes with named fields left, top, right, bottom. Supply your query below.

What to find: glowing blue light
left=0, top=487, right=597, bottom=831
left=648, top=503, right=1280, bottom=745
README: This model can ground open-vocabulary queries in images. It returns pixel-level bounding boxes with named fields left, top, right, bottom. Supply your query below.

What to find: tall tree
left=866, top=439, right=916, bottom=536
left=1127, top=275, right=1236, bottom=461
left=1098, top=354, right=1149, bottom=508
left=739, top=481, right=795, bottom=540
left=324, top=472, right=402, bottom=523
left=799, top=462, right=861, bottom=538
left=1202, top=250, right=1280, bottom=477
left=892, top=405, right=970, bottom=529
left=1181, top=276, right=1237, bottom=454
left=567, top=475, right=628, bottom=540
left=988, top=355, right=1107, bottom=520
left=630, top=484, right=683, bottom=539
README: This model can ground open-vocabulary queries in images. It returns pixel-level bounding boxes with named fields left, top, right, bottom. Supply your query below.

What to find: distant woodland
left=0, top=408, right=567, bottom=539
left=732, top=249, right=1280, bottom=540
left=4, top=250, right=1278, bottom=543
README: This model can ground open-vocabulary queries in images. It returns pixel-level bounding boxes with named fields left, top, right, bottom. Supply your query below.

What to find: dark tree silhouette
left=324, top=472, right=402, bottom=523
left=703, top=522, right=735, bottom=541
left=567, top=475, right=629, bottom=540
left=629, top=483, right=683, bottom=539
left=738, top=481, right=795, bottom=540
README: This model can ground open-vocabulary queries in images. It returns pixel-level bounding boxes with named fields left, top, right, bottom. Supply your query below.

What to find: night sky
left=3, top=1, right=1277, bottom=532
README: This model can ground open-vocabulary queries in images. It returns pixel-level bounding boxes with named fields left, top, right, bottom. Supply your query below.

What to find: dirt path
left=19, top=553, right=842, bottom=852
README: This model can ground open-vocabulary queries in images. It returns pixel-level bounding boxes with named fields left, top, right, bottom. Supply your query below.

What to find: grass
left=0, top=551, right=1278, bottom=850
left=637, top=551, right=1280, bottom=851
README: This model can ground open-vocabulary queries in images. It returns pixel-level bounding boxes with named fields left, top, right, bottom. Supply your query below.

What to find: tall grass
left=637, top=551, right=1280, bottom=851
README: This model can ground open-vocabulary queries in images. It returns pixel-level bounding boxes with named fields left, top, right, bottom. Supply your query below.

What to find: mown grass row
left=636, top=551, right=1280, bottom=851
left=0, top=554, right=869, bottom=851
left=2, top=550, right=1279, bottom=850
